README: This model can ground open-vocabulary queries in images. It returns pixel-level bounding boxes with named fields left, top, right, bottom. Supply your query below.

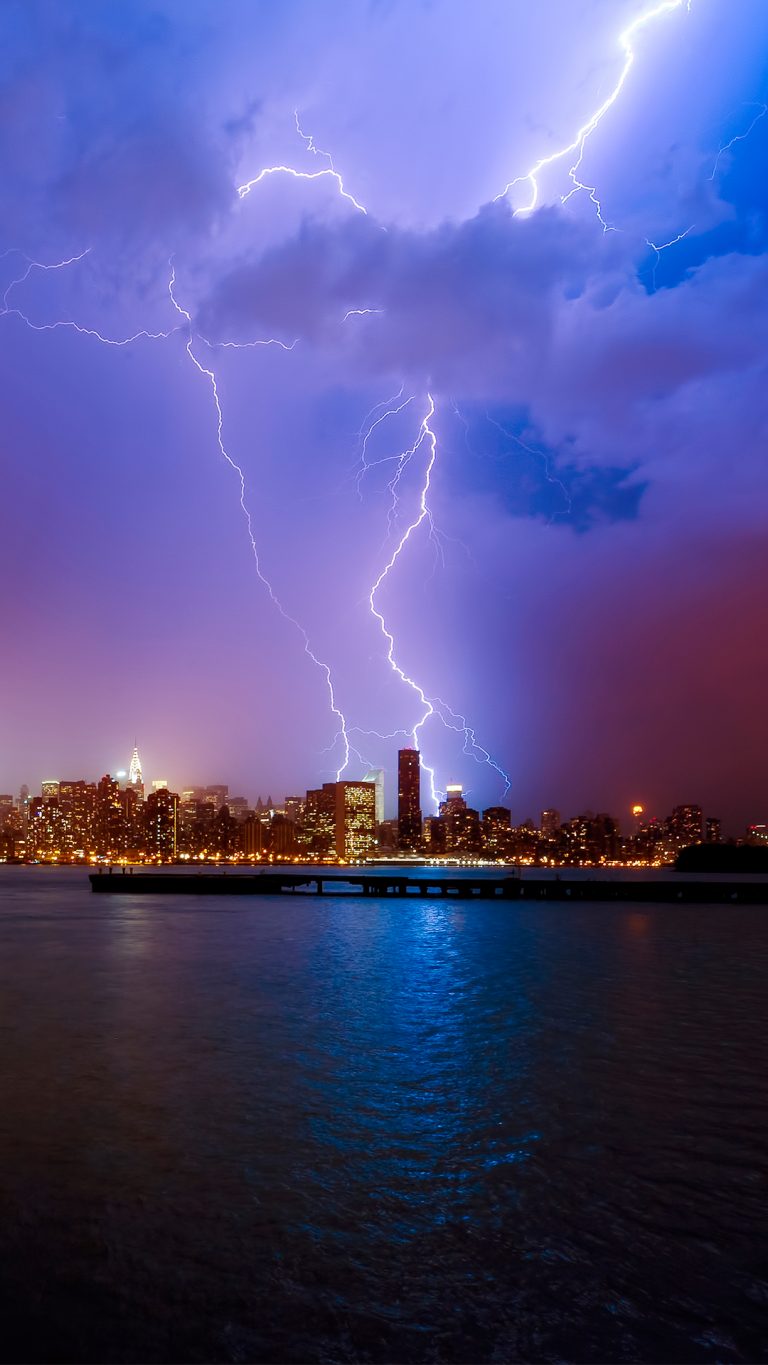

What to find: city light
left=1, top=742, right=749, bottom=870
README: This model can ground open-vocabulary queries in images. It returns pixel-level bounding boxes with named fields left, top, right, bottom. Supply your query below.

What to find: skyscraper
left=144, top=787, right=178, bottom=859
left=362, top=768, right=385, bottom=826
left=440, top=785, right=481, bottom=855
left=335, top=782, right=377, bottom=860
left=128, top=744, right=143, bottom=790
left=301, top=783, right=337, bottom=855
left=397, top=748, right=421, bottom=850
left=59, top=780, right=97, bottom=853
left=540, top=809, right=561, bottom=837
left=482, top=806, right=512, bottom=858
left=95, top=775, right=125, bottom=855
left=668, top=804, right=703, bottom=850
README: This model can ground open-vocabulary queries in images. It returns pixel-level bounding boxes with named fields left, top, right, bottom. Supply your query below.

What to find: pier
left=89, top=869, right=768, bottom=903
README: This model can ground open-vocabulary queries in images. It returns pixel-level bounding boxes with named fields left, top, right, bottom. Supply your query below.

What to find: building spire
left=128, top=743, right=143, bottom=787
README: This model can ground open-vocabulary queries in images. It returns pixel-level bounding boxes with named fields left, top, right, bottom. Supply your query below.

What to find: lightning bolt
left=366, top=395, right=511, bottom=809
left=496, top=0, right=691, bottom=228
left=198, top=333, right=298, bottom=352
left=6, top=13, right=733, bottom=816
left=237, top=111, right=368, bottom=214
left=645, top=224, right=695, bottom=289
left=708, top=101, right=768, bottom=181
left=0, top=247, right=179, bottom=345
left=353, top=386, right=415, bottom=498
left=342, top=307, right=383, bottom=322
left=367, top=395, right=440, bottom=807
left=0, top=239, right=355, bottom=778
left=167, top=263, right=352, bottom=778
left=484, top=411, right=572, bottom=521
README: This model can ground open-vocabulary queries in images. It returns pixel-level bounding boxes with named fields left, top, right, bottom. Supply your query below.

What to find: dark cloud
left=198, top=201, right=628, bottom=392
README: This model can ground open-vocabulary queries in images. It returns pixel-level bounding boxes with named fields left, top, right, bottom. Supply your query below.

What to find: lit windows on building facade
left=397, top=749, right=421, bottom=850
left=335, top=781, right=376, bottom=860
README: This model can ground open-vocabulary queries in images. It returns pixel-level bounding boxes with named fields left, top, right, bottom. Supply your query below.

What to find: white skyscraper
left=363, top=768, right=385, bottom=825
left=128, top=744, right=143, bottom=788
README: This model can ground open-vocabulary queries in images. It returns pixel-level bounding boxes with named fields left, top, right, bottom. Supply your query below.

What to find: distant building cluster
left=1, top=743, right=761, bottom=866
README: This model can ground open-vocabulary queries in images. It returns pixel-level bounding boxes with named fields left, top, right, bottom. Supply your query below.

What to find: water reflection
left=0, top=869, right=765, bottom=1364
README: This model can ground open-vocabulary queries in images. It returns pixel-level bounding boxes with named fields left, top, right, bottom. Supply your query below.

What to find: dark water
left=0, top=868, right=766, bottom=1364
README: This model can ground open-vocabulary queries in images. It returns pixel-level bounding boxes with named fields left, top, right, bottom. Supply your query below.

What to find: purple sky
left=2, top=0, right=767, bottom=832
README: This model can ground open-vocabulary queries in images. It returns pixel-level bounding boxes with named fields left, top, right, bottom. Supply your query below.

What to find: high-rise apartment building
left=59, top=780, right=97, bottom=852
left=284, top=796, right=304, bottom=826
left=27, top=796, right=63, bottom=857
left=144, top=787, right=178, bottom=859
left=668, top=805, right=703, bottom=849
left=422, top=814, right=445, bottom=854
left=335, top=781, right=376, bottom=860
left=240, top=814, right=266, bottom=857
left=95, top=774, right=125, bottom=855
left=540, top=809, right=561, bottom=837
left=301, top=784, right=337, bottom=855
left=440, top=785, right=481, bottom=855
left=482, top=806, right=512, bottom=857
left=397, top=749, right=421, bottom=850
left=270, top=813, right=297, bottom=857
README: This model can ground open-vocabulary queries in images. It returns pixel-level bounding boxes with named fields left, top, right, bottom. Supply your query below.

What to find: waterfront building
left=27, top=796, right=63, bottom=858
left=225, top=796, right=250, bottom=822
left=397, top=749, right=422, bottom=850
left=240, top=813, right=266, bottom=857
left=668, top=805, right=703, bottom=850
left=144, top=787, right=178, bottom=859
left=178, top=798, right=216, bottom=857
left=482, top=806, right=512, bottom=857
left=509, top=820, right=539, bottom=861
left=284, top=796, right=304, bottom=825
left=362, top=768, right=385, bottom=826
left=59, top=780, right=98, bottom=853
left=559, top=813, right=619, bottom=864
left=440, top=786, right=481, bottom=855
left=121, top=784, right=143, bottom=855
left=95, top=774, right=126, bottom=855
left=270, top=813, right=297, bottom=857
left=376, top=819, right=399, bottom=853
left=422, top=814, right=445, bottom=854
left=540, top=809, right=561, bottom=837
left=301, top=784, right=337, bottom=855
left=335, top=781, right=376, bottom=860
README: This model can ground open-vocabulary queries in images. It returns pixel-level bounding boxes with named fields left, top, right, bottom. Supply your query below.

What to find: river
left=0, top=866, right=765, bottom=1362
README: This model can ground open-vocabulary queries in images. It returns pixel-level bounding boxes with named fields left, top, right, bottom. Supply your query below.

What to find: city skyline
left=3, top=729, right=761, bottom=834
left=2, top=1, right=767, bottom=831
left=3, top=739, right=759, bottom=847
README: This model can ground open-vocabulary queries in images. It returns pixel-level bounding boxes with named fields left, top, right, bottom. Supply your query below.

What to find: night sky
left=2, top=0, right=767, bottom=831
